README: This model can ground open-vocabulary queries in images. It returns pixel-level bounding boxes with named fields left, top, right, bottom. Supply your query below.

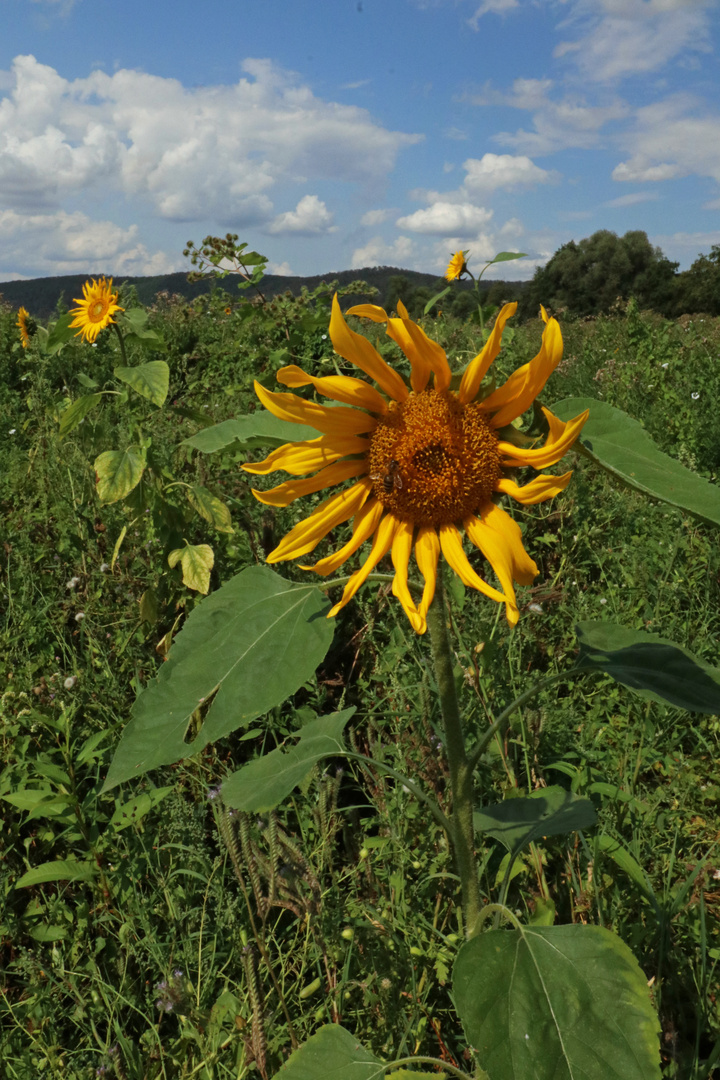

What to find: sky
left=1, top=0, right=719, bottom=284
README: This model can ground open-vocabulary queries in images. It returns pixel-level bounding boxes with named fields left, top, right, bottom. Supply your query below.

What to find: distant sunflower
left=445, top=250, right=468, bottom=282
left=245, top=297, right=588, bottom=633
left=69, top=277, right=123, bottom=343
left=16, top=307, right=31, bottom=348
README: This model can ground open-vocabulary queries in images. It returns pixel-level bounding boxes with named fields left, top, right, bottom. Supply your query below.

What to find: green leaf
left=2, top=789, right=53, bottom=812
left=387, top=1072, right=446, bottom=1080
left=15, top=859, right=97, bottom=888
left=454, top=924, right=661, bottom=1080
left=45, top=312, right=77, bottom=355
left=29, top=924, right=69, bottom=942
left=596, top=835, right=659, bottom=910
left=186, top=485, right=234, bottom=533
left=94, top=447, right=145, bottom=503
left=76, top=372, right=99, bottom=389
left=222, top=710, right=354, bottom=812
left=58, top=393, right=103, bottom=438
left=108, top=786, right=174, bottom=831
left=182, top=414, right=317, bottom=454
left=551, top=397, right=720, bottom=528
left=576, top=621, right=720, bottom=714
left=474, top=786, right=596, bottom=856
left=168, top=542, right=214, bottom=594
left=102, top=566, right=334, bottom=792
left=423, top=286, right=451, bottom=315
left=489, top=251, right=527, bottom=264
left=114, top=361, right=169, bottom=407
left=269, top=1025, right=382, bottom=1080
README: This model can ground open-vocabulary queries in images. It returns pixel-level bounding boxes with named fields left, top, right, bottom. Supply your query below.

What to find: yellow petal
left=482, top=317, right=563, bottom=428
left=414, top=525, right=440, bottom=625
left=277, top=364, right=387, bottom=414
left=327, top=512, right=398, bottom=618
left=438, top=524, right=507, bottom=605
left=301, top=498, right=384, bottom=576
left=386, top=314, right=431, bottom=394
left=330, top=295, right=409, bottom=402
left=465, top=504, right=538, bottom=626
left=393, top=300, right=452, bottom=392
left=499, top=408, right=589, bottom=469
left=251, top=459, right=367, bottom=507
left=243, top=434, right=368, bottom=476
left=457, top=302, right=517, bottom=405
left=540, top=305, right=549, bottom=324
left=345, top=303, right=390, bottom=323
left=267, top=479, right=372, bottom=563
left=254, top=381, right=376, bottom=437
left=391, top=519, right=424, bottom=634
left=495, top=470, right=573, bottom=506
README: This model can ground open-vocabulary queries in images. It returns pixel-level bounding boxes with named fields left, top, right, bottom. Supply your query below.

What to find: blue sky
left=1, top=0, right=719, bottom=282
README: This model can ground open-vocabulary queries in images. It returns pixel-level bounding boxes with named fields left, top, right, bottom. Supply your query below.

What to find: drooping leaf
left=186, top=485, right=234, bottom=533
left=58, top=393, right=102, bottom=437
left=114, top=361, right=170, bottom=407
left=576, top=621, right=720, bottom=714
left=102, top=566, right=334, bottom=792
left=222, top=710, right=354, bottom=812
left=454, top=924, right=661, bottom=1080
left=423, top=285, right=451, bottom=315
left=489, top=251, right=527, bottom=264
left=168, top=543, right=214, bottom=594
left=94, top=447, right=145, bottom=503
left=182, top=414, right=317, bottom=454
left=596, top=834, right=659, bottom=911
left=551, top=397, right=720, bottom=528
left=269, top=1024, right=382, bottom=1080
left=15, top=859, right=97, bottom=888
left=474, top=786, right=596, bottom=856
left=108, top=786, right=174, bottom=831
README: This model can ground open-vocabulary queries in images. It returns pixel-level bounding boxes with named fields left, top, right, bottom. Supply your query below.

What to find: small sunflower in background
left=16, top=306, right=32, bottom=348
left=445, top=250, right=468, bottom=282
left=245, top=296, right=588, bottom=634
left=69, top=277, right=124, bottom=343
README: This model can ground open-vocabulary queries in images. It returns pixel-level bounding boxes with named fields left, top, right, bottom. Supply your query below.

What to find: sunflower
left=244, top=297, right=588, bottom=634
left=16, top=306, right=31, bottom=348
left=445, top=250, right=468, bottom=282
left=69, top=277, right=124, bottom=343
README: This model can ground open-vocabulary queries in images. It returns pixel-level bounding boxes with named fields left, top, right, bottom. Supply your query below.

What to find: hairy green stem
left=385, top=1055, right=477, bottom=1080
left=426, top=567, right=481, bottom=935
left=112, top=320, right=129, bottom=366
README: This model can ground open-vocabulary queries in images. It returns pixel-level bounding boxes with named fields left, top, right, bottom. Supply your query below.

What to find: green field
left=1, top=270, right=719, bottom=1080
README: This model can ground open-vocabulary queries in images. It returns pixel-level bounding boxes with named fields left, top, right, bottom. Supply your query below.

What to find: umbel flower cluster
left=246, top=297, right=588, bottom=634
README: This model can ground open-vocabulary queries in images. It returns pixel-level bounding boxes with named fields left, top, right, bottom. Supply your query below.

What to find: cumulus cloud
left=0, top=208, right=178, bottom=276
left=396, top=201, right=493, bottom=235
left=350, top=235, right=414, bottom=268
left=612, top=95, right=720, bottom=194
left=463, top=153, right=556, bottom=193
left=360, top=208, right=392, bottom=226
left=267, top=195, right=336, bottom=235
left=266, top=260, right=295, bottom=276
left=0, top=54, right=421, bottom=223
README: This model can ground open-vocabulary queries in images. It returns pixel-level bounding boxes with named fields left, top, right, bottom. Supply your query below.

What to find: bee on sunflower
left=245, top=297, right=588, bottom=634
left=69, top=277, right=124, bottom=343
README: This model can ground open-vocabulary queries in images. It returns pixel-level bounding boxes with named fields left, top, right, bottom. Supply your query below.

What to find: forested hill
left=0, top=266, right=517, bottom=320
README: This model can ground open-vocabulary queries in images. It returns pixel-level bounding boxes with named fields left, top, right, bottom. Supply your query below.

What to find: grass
left=0, top=286, right=718, bottom=1079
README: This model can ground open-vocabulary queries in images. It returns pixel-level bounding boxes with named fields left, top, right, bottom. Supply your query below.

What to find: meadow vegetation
left=1, top=252, right=719, bottom=1080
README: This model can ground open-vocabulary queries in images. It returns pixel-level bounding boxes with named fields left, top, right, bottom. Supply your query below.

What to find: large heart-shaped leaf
left=94, top=447, right=145, bottom=503
left=182, top=414, right=317, bottom=454
left=269, top=1024, right=382, bottom=1080
left=576, top=621, right=720, bottom=713
left=222, top=710, right=354, bottom=812
left=102, top=566, right=334, bottom=791
left=551, top=397, right=720, bottom=527
left=114, top=360, right=170, bottom=407
left=454, top=924, right=660, bottom=1080
left=474, top=786, right=596, bottom=856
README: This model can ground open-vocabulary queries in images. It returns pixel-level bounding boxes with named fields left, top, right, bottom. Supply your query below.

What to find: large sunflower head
left=16, top=306, right=32, bottom=348
left=244, top=297, right=588, bottom=634
left=445, top=250, right=468, bottom=281
left=69, top=277, right=124, bottom=343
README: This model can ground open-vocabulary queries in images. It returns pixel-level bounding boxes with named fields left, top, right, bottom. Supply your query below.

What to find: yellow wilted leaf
left=168, top=543, right=214, bottom=594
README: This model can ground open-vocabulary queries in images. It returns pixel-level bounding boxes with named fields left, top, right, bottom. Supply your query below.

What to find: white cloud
left=267, top=195, right=336, bottom=235
left=266, top=260, right=295, bottom=276
left=468, top=0, right=519, bottom=30
left=603, top=191, right=661, bottom=206
left=361, top=208, right=392, bottom=226
left=612, top=95, right=720, bottom=192
left=350, top=235, right=414, bottom=268
left=463, top=153, right=556, bottom=193
left=650, top=229, right=720, bottom=266
left=0, top=208, right=178, bottom=276
left=0, top=54, right=421, bottom=224
left=396, top=201, right=493, bottom=235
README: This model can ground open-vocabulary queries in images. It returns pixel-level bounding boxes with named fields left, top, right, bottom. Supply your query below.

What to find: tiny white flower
left=75, top=611, right=85, bottom=623
left=63, top=676, right=77, bottom=690
left=661, top=362, right=668, bottom=369
left=599, top=598, right=607, bottom=605
left=91, top=342, right=97, bottom=348
left=66, top=576, right=81, bottom=590
left=691, top=392, right=700, bottom=400
left=8, top=429, right=16, bottom=435
left=528, top=602, right=543, bottom=614
left=321, top=334, right=327, bottom=340
left=100, top=562, right=110, bottom=573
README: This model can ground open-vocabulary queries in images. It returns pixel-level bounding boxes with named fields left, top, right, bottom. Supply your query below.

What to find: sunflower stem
left=427, top=567, right=480, bottom=937
left=112, top=321, right=129, bottom=366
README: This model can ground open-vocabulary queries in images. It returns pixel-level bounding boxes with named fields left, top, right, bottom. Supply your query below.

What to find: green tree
left=675, top=244, right=720, bottom=315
